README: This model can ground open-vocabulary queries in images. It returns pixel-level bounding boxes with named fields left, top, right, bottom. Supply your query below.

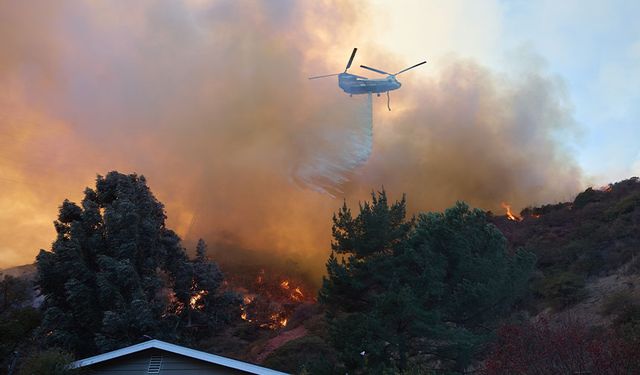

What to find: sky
left=369, top=0, right=640, bottom=182
left=0, top=0, right=638, bottom=274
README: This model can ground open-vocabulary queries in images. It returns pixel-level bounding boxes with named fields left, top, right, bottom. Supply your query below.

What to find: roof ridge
left=70, top=339, right=289, bottom=375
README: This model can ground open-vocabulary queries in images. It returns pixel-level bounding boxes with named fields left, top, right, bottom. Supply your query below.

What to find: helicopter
left=308, top=48, right=426, bottom=110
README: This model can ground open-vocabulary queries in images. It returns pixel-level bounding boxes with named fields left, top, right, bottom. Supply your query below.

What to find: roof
left=70, top=339, right=289, bottom=375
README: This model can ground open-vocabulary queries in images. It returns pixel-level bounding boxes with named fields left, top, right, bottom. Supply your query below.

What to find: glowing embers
left=501, top=202, right=522, bottom=222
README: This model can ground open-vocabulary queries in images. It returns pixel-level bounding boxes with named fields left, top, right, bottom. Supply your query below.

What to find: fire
left=280, top=279, right=306, bottom=301
left=600, top=184, right=613, bottom=192
left=290, top=287, right=304, bottom=302
left=189, top=290, right=208, bottom=309
left=230, top=270, right=313, bottom=330
left=166, top=291, right=186, bottom=316
left=240, top=295, right=254, bottom=322
left=259, top=314, right=288, bottom=329
left=501, top=202, right=521, bottom=222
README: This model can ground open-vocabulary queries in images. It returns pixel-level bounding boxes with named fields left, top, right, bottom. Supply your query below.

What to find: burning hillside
left=492, top=177, right=640, bottom=277
left=223, top=265, right=316, bottom=331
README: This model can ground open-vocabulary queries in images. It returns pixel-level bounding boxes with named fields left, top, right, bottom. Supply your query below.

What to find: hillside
left=3, top=178, right=640, bottom=373
left=491, top=177, right=640, bottom=314
left=495, top=177, right=640, bottom=276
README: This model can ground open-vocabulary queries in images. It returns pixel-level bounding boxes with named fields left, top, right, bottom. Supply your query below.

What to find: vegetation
left=0, top=274, right=41, bottom=373
left=35, top=172, right=239, bottom=357
left=6, top=173, right=640, bottom=374
left=320, top=192, right=535, bottom=373
left=17, top=348, right=80, bottom=375
left=485, top=318, right=640, bottom=374
left=532, top=271, right=587, bottom=308
left=507, top=178, right=640, bottom=276
left=498, top=178, right=640, bottom=311
left=263, top=335, right=336, bottom=374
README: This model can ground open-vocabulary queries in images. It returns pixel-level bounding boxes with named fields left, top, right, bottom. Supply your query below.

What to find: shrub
left=534, top=271, right=587, bottom=308
left=484, top=318, right=640, bottom=375
left=263, top=335, right=336, bottom=374
left=601, top=290, right=635, bottom=317
left=18, top=348, right=79, bottom=375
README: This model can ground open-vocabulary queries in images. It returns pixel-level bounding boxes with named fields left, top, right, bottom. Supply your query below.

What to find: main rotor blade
left=345, top=48, right=357, bottom=72
left=308, top=73, right=340, bottom=80
left=394, top=61, right=427, bottom=76
left=360, top=65, right=391, bottom=75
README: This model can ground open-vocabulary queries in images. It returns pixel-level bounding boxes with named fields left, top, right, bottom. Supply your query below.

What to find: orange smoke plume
left=0, top=1, right=582, bottom=281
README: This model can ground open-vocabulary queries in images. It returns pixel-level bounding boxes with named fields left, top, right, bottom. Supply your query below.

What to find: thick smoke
left=344, top=60, right=583, bottom=213
left=0, top=0, right=582, bottom=279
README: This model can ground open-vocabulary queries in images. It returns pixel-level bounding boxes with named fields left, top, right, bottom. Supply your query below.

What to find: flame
left=290, top=287, right=304, bottom=301
left=166, top=291, right=186, bottom=316
left=233, top=271, right=311, bottom=330
left=189, top=290, right=208, bottom=309
left=600, top=184, right=613, bottom=192
left=240, top=294, right=254, bottom=322
left=501, top=202, right=521, bottom=221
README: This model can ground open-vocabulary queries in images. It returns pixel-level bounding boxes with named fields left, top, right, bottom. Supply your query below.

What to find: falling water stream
left=293, top=93, right=373, bottom=196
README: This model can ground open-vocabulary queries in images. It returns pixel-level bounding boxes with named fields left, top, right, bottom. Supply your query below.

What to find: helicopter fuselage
left=338, top=73, right=401, bottom=95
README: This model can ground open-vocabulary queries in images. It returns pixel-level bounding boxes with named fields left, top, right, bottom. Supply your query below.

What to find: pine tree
left=35, top=172, right=233, bottom=356
left=320, top=193, right=535, bottom=373
left=185, top=239, right=240, bottom=339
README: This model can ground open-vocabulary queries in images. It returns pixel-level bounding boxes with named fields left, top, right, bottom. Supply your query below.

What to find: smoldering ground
left=0, top=1, right=582, bottom=280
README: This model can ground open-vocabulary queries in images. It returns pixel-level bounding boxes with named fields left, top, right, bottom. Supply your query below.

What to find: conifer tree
left=320, top=192, right=535, bottom=373
left=36, top=172, right=233, bottom=356
left=185, top=239, right=240, bottom=339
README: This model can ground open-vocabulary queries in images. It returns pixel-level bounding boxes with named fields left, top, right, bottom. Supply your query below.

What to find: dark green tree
left=35, top=172, right=234, bottom=357
left=320, top=192, right=535, bottom=373
left=1, top=274, right=32, bottom=313
left=184, top=239, right=241, bottom=339
left=17, top=348, right=79, bottom=375
left=0, top=274, right=41, bottom=373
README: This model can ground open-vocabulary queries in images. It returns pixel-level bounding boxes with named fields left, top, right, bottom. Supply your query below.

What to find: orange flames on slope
left=235, top=272, right=312, bottom=330
left=279, top=279, right=305, bottom=302
left=501, top=202, right=522, bottom=222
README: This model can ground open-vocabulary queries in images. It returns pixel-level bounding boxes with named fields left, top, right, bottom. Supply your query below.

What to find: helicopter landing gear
left=377, top=93, right=380, bottom=97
